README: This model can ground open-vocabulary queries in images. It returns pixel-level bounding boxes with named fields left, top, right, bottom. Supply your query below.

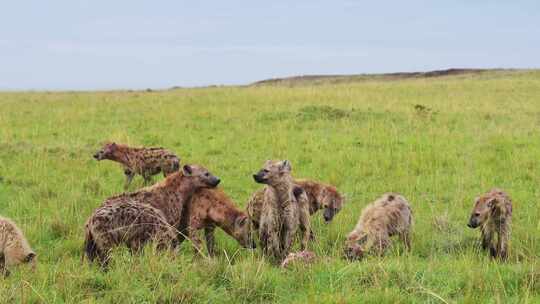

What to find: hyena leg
left=261, top=225, right=282, bottom=262
left=124, top=169, right=135, bottom=190
left=204, top=226, right=216, bottom=257
left=94, top=247, right=111, bottom=270
left=188, top=227, right=204, bottom=256
left=400, top=231, right=412, bottom=252
left=259, top=227, right=269, bottom=253
left=497, top=229, right=509, bottom=261
left=481, top=229, right=493, bottom=252
left=375, top=238, right=390, bottom=257
left=299, top=212, right=311, bottom=251
left=142, top=173, right=153, bottom=186
left=282, top=223, right=298, bottom=257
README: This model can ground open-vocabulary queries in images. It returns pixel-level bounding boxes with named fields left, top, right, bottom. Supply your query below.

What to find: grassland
left=0, top=70, right=540, bottom=303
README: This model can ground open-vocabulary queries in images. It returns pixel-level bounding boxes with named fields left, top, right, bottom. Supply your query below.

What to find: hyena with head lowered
left=84, top=165, right=220, bottom=266
left=185, top=188, right=256, bottom=256
left=252, top=160, right=311, bottom=262
left=0, top=216, right=36, bottom=276
left=247, top=179, right=344, bottom=237
left=467, top=188, right=512, bottom=260
left=345, top=193, right=412, bottom=260
left=93, top=142, right=180, bottom=189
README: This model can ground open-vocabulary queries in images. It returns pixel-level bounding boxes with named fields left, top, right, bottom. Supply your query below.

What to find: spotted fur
left=467, top=188, right=512, bottom=260
left=94, top=142, right=180, bottom=190
left=345, top=193, right=412, bottom=260
left=247, top=179, right=344, bottom=236
left=252, top=160, right=311, bottom=263
left=0, top=216, right=36, bottom=276
left=184, top=188, right=256, bottom=256
left=84, top=165, right=220, bottom=266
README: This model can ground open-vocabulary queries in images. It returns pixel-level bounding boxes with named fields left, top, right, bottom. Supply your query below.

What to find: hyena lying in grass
left=0, top=216, right=36, bottom=277
left=184, top=188, right=256, bottom=256
left=467, top=188, right=512, bottom=260
left=84, top=165, right=220, bottom=267
left=247, top=178, right=344, bottom=238
left=93, top=142, right=180, bottom=189
left=252, top=160, right=311, bottom=263
left=345, top=193, right=412, bottom=260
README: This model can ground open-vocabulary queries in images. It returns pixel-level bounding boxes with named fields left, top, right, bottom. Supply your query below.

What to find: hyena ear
left=183, top=165, right=193, bottom=176
left=280, top=160, right=292, bottom=172
left=487, top=197, right=498, bottom=208
left=293, top=186, right=304, bottom=200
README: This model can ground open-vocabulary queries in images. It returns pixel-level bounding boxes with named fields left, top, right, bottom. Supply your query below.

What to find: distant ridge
left=250, top=68, right=518, bottom=86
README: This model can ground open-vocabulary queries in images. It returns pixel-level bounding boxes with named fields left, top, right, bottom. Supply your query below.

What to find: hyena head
left=93, top=142, right=117, bottom=160
left=321, top=188, right=345, bottom=223
left=182, top=164, right=220, bottom=188
left=252, top=160, right=292, bottom=186
left=467, top=193, right=499, bottom=229
left=24, top=252, right=37, bottom=270
left=232, top=215, right=256, bottom=249
left=344, top=234, right=367, bottom=261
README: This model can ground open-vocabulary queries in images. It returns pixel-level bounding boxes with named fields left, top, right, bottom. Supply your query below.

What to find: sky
left=1, top=1, right=539, bottom=90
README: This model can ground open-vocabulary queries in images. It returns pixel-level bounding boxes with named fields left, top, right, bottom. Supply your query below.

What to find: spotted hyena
left=247, top=179, right=344, bottom=238
left=185, top=188, right=256, bottom=256
left=252, top=160, right=311, bottom=263
left=84, top=164, right=220, bottom=266
left=345, top=193, right=412, bottom=260
left=93, top=142, right=180, bottom=189
left=0, top=216, right=36, bottom=276
left=467, top=188, right=512, bottom=260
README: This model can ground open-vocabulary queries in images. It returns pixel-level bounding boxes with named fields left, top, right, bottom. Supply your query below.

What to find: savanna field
left=1, top=70, right=540, bottom=303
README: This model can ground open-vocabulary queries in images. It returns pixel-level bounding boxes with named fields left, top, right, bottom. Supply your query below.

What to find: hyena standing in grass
left=252, top=160, right=311, bottom=262
left=93, top=142, right=180, bottom=189
left=247, top=178, right=344, bottom=239
left=467, top=188, right=512, bottom=260
left=184, top=188, right=256, bottom=256
left=345, top=193, right=412, bottom=260
left=0, top=216, right=36, bottom=277
left=84, top=165, right=220, bottom=267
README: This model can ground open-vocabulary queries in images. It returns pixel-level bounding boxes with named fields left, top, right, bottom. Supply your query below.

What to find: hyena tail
left=83, top=229, right=99, bottom=263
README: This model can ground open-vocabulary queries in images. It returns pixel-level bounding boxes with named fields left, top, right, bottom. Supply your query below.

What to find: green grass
left=1, top=70, right=540, bottom=303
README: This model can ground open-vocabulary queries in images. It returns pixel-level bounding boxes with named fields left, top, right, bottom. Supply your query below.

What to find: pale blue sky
left=1, top=1, right=539, bottom=90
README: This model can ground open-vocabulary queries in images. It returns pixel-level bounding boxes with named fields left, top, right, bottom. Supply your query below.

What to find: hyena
left=467, top=188, right=512, bottom=260
left=345, top=193, right=412, bottom=260
left=247, top=179, right=344, bottom=238
left=185, top=188, right=256, bottom=256
left=84, top=203, right=178, bottom=266
left=0, top=216, right=36, bottom=277
left=84, top=165, right=220, bottom=266
left=93, top=142, right=180, bottom=189
left=252, top=160, right=311, bottom=262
